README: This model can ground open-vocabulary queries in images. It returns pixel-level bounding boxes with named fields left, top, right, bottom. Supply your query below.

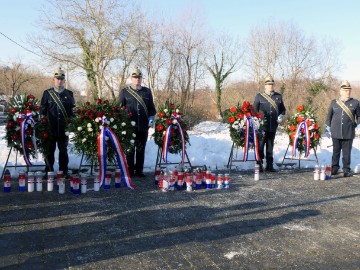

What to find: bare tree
left=0, top=60, right=35, bottom=97
left=204, top=32, right=244, bottom=118
left=31, top=0, right=142, bottom=99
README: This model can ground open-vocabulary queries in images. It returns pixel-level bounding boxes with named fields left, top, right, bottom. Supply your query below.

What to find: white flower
left=105, top=136, right=109, bottom=141
left=130, top=139, right=135, bottom=144
left=232, top=123, right=238, bottom=129
left=82, top=138, right=87, bottom=143
left=163, top=131, right=166, bottom=136
left=88, top=128, right=93, bottom=132
left=65, top=131, right=70, bottom=136
left=106, top=120, right=110, bottom=125
left=99, top=126, right=103, bottom=130
left=176, top=109, right=179, bottom=113
left=132, top=133, right=136, bottom=138
left=112, top=125, right=117, bottom=129
left=164, top=109, right=168, bottom=113
left=77, top=127, right=82, bottom=131
left=122, top=131, right=126, bottom=135
left=110, top=118, right=114, bottom=122
left=121, top=122, right=126, bottom=126
left=131, top=121, right=136, bottom=126
left=172, top=119, right=178, bottom=124
left=95, top=118, right=99, bottom=123
left=87, top=123, right=92, bottom=128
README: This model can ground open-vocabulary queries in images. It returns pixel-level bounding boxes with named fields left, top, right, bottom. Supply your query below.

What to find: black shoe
left=331, top=169, right=338, bottom=175
left=343, top=171, right=353, bottom=177
left=257, top=162, right=264, bottom=172
left=135, top=172, right=146, bottom=177
left=265, top=167, right=278, bottom=172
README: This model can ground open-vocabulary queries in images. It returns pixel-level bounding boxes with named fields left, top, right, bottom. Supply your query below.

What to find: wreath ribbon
left=243, top=116, right=260, bottom=161
left=20, top=112, right=38, bottom=166
left=162, top=113, right=186, bottom=163
left=97, top=116, right=135, bottom=190
left=292, top=119, right=311, bottom=158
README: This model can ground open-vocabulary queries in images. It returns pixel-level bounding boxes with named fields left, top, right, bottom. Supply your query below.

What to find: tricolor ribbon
left=97, top=116, right=135, bottom=190
left=20, top=112, right=37, bottom=166
left=162, top=113, right=186, bottom=163
left=292, top=119, right=311, bottom=158
left=242, top=116, right=261, bottom=161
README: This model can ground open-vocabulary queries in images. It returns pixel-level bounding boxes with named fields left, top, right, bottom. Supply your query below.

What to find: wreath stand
left=155, top=147, right=192, bottom=171
left=227, top=142, right=257, bottom=173
left=1, top=147, right=46, bottom=180
left=78, top=153, right=122, bottom=175
left=279, top=144, right=319, bottom=169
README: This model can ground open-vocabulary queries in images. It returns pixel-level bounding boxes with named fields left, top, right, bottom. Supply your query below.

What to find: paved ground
left=0, top=168, right=359, bottom=270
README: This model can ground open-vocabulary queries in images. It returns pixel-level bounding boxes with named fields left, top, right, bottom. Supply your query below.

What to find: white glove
left=325, top=126, right=331, bottom=138
left=277, top=114, right=284, bottom=124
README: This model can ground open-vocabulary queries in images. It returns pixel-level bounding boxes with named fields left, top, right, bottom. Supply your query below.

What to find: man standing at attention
left=253, top=75, right=286, bottom=172
left=41, top=68, right=75, bottom=177
left=326, top=80, right=360, bottom=177
left=119, top=67, right=156, bottom=177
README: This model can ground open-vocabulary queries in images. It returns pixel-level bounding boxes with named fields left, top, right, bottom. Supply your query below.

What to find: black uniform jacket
left=326, top=98, right=360, bottom=139
left=119, top=85, right=156, bottom=132
left=41, top=88, right=75, bottom=136
left=253, top=91, right=286, bottom=132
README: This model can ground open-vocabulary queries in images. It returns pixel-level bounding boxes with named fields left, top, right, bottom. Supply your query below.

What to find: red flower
left=6, top=120, right=15, bottom=128
left=121, top=106, right=126, bottom=110
left=8, top=107, right=16, bottom=114
left=166, top=118, right=172, bottom=125
left=306, top=121, right=312, bottom=127
left=236, top=113, right=243, bottom=119
left=245, top=112, right=251, bottom=117
left=289, top=125, right=296, bottom=132
left=41, top=117, right=47, bottom=124
left=41, top=131, right=49, bottom=139
left=128, top=112, right=132, bottom=117
left=113, top=106, right=118, bottom=111
left=297, top=105, right=304, bottom=112
left=170, top=103, right=175, bottom=109
left=243, top=101, right=250, bottom=107
left=25, top=141, right=33, bottom=149
left=85, top=102, right=90, bottom=106
left=27, top=94, right=35, bottom=100
left=290, top=132, right=296, bottom=142
left=89, top=114, right=94, bottom=120
left=76, top=109, right=81, bottom=114
left=158, top=112, right=165, bottom=118
left=35, top=106, right=41, bottom=111
left=11, top=134, right=19, bottom=141
left=229, top=106, right=237, bottom=113
left=256, top=113, right=262, bottom=119
left=314, top=133, right=320, bottom=140
left=157, top=124, right=164, bottom=131
left=26, top=102, right=33, bottom=108
left=104, top=100, right=109, bottom=103
left=296, top=116, right=304, bottom=123
left=96, top=98, right=102, bottom=104
left=228, top=116, right=235, bottom=123
left=241, top=106, right=248, bottom=113
left=97, top=112, right=104, bottom=118
left=26, top=128, right=33, bottom=135
left=313, top=123, right=319, bottom=130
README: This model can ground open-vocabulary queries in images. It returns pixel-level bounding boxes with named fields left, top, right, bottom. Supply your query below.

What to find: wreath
left=226, top=101, right=265, bottom=148
left=66, top=98, right=135, bottom=163
left=153, top=102, right=190, bottom=154
left=4, top=93, right=50, bottom=160
left=286, top=105, right=321, bottom=156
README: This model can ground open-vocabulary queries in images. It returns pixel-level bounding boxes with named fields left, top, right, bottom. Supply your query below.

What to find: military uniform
left=41, top=68, right=75, bottom=175
left=326, top=92, right=360, bottom=175
left=253, top=76, right=286, bottom=170
left=119, top=68, right=156, bottom=176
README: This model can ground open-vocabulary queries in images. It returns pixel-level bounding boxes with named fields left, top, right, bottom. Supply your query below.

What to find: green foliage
left=67, top=98, right=135, bottom=164
left=153, top=102, right=190, bottom=154
left=4, top=93, right=51, bottom=158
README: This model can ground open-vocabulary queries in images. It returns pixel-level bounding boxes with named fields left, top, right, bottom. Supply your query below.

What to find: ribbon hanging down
left=162, top=112, right=186, bottom=163
left=242, top=116, right=261, bottom=162
left=292, top=119, right=311, bottom=158
left=20, top=112, right=37, bottom=166
left=97, top=116, right=135, bottom=190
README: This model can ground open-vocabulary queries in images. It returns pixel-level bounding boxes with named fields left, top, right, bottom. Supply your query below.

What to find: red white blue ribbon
left=97, top=116, right=135, bottom=190
left=162, top=113, right=186, bottom=163
left=20, top=112, right=37, bottom=166
left=292, top=119, right=311, bottom=157
left=242, top=116, right=261, bottom=161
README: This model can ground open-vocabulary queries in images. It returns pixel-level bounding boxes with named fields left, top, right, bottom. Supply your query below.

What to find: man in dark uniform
left=326, top=80, right=360, bottom=177
left=253, top=75, right=286, bottom=172
left=41, top=68, right=75, bottom=177
left=119, top=67, right=156, bottom=177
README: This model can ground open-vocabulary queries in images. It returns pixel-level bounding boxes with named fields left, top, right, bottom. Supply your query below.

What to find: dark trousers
left=45, top=135, right=69, bottom=173
left=127, top=130, right=148, bottom=174
left=332, top=138, right=353, bottom=173
left=259, top=131, right=276, bottom=167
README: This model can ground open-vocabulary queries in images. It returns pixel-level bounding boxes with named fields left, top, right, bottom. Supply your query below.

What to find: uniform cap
left=54, top=68, right=65, bottom=79
left=340, top=80, right=351, bottom=89
left=131, top=67, right=142, bottom=78
left=264, top=75, right=274, bottom=85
